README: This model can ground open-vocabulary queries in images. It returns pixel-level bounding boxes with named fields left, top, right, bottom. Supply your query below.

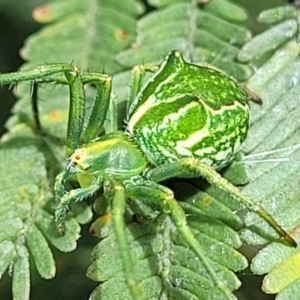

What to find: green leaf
left=203, top=0, right=248, bottom=22
left=238, top=20, right=298, bottom=63
left=257, top=5, right=297, bottom=24
left=116, top=0, right=252, bottom=81
left=35, top=209, right=81, bottom=252
left=12, top=245, right=30, bottom=300
left=24, top=0, right=144, bottom=73
left=0, top=140, right=81, bottom=294
left=251, top=243, right=300, bottom=294
left=26, top=223, right=56, bottom=279
left=240, top=8, right=300, bottom=245
left=236, top=5, right=300, bottom=299
left=0, top=241, right=15, bottom=274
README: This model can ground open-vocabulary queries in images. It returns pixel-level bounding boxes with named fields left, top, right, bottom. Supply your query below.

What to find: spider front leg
left=127, top=62, right=159, bottom=114
left=146, top=158, right=297, bottom=247
left=54, top=171, right=103, bottom=233
left=52, top=70, right=112, bottom=153
left=0, top=64, right=112, bottom=154
left=125, top=179, right=234, bottom=300
left=53, top=71, right=111, bottom=231
left=36, top=71, right=111, bottom=153
left=1, top=65, right=113, bottom=232
left=80, top=72, right=112, bottom=142
left=102, top=180, right=146, bottom=300
left=0, top=64, right=84, bottom=153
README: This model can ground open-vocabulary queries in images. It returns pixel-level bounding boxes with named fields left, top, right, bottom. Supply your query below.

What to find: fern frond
left=117, top=0, right=252, bottom=81
left=25, top=0, right=144, bottom=73
left=0, top=143, right=81, bottom=300
left=237, top=5, right=300, bottom=299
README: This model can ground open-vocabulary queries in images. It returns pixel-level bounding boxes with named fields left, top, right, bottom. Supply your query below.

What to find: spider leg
left=127, top=63, right=159, bottom=115
left=146, top=157, right=297, bottom=247
left=30, top=81, right=42, bottom=134
left=0, top=64, right=75, bottom=85
left=125, top=179, right=234, bottom=300
left=63, top=69, right=86, bottom=154
left=105, top=180, right=145, bottom=299
left=54, top=173, right=102, bottom=234
left=0, top=64, right=113, bottom=154
left=80, top=72, right=112, bottom=143
left=0, top=64, right=85, bottom=154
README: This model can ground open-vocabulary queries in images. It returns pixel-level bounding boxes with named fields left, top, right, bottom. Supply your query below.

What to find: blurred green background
left=0, top=0, right=291, bottom=299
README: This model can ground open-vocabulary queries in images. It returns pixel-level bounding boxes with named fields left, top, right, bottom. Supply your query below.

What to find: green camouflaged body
left=127, top=51, right=250, bottom=169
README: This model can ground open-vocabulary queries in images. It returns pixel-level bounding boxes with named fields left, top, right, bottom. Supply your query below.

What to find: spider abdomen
left=128, top=51, right=250, bottom=169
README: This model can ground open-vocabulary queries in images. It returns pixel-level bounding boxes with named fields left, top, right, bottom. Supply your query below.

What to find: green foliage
left=116, top=0, right=252, bottom=81
left=0, top=1, right=300, bottom=299
left=237, top=5, right=300, bottom=299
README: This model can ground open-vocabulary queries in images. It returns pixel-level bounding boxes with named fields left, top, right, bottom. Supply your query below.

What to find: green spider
left=0, top=51, right=296, bottom=299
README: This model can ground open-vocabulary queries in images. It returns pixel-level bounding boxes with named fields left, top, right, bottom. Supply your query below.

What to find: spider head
left=68, top=148, right=91, bottom=173
left=66, top=132, right=147, bottom=180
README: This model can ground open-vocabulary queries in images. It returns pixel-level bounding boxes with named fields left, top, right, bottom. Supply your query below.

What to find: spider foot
left=54, top=203, right=69, bottom=235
